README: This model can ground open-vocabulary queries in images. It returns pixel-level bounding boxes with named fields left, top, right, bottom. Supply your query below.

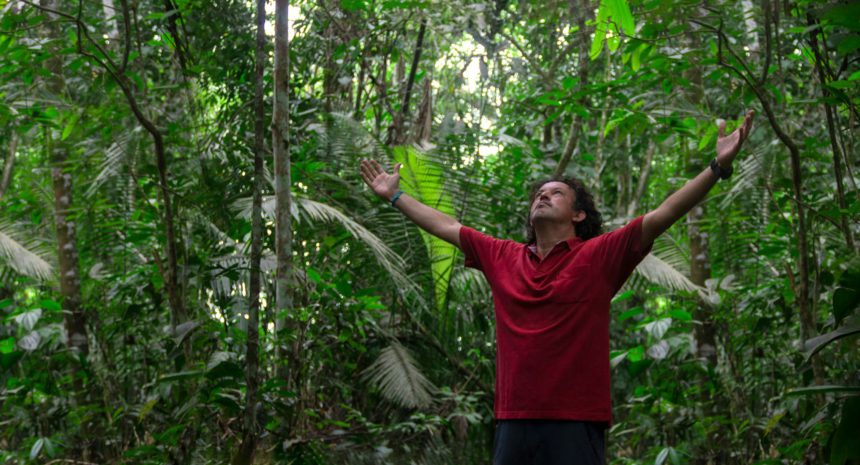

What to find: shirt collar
left=527, top=236, right=582, bottom=258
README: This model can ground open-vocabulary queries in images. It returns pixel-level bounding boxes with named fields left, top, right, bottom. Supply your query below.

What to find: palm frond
left=362, top=341, right=436, bottom=409
left=412, top=435, right=454, bottom=465
left=85, top=130, right=135, bottom=198
left=634, top=253, right=705, bottom=297
left=0, top=223, right=52, bottom=281
left=651, top=234, right=690, bottom=276
left=233, top=194, right=423, bottom=301
left=296, top=197, right=422, bottom=299
left=719, top=148, right=764, bottom=209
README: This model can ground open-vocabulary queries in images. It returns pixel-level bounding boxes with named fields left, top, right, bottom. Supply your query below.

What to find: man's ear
left=571, top=210, right=586, bottom=224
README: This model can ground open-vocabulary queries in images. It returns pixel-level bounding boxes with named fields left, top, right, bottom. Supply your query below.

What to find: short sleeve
left=587, top=215, right=652, bottom=293
left=459, top=226, right=513, bottom=272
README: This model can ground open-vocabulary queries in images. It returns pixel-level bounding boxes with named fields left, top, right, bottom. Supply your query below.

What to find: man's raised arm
left=642, top=110, right=755, bottom=246
left=360, top=159, right=463, bottom=248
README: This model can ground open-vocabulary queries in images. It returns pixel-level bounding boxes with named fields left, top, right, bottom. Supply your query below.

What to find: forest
left=0, top=0, right=858, bottom=463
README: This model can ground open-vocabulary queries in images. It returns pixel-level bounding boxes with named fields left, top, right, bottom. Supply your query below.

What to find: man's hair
left=526, top=177, right=604, bottom=243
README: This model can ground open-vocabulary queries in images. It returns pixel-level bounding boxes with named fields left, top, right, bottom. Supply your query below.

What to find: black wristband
left=709, top=158, right=733, bottom=180
left=390, top=190, right=404, bottom=207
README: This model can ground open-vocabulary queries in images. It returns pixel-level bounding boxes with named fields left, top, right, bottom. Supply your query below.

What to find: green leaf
left=15, top=308, right=42, bottom=331
left=827, top=80, right=855, bottom=90
left=644, top=317, right=672, bottom=339
left=590, top=0, right=610, bottom=60
left=381, top=0, right=429, bottom=9
left=698, top=124, right=717, bottom=151
left=61, top=111, right=80, bottom=141
left=158, top=370, right=204, bottom=383
left=155, top=424, right=185, bottom=445
left=0, top=350, right=22, bottom=369
left=669, top=309, right=692, bottom=322
left=393, top=146, right=458, bottom=314
left=831, top=397, right=860, bottom=465
left=631, top=44, right=643, bottom=71
left=0, top=337, right=14, bottom=354
left=628, top=359, right=652, bottom=377
left=833, top=287, right=860, bottom=325
left=40, top=299, right=61, bottom=312
left=562, top=76, right=578, bottom=90
left=619, top=306, right=643, bottom=321
left=307, top=267, right=322, bottom=284
left=647, top=340, right=669, bottom=360
left=206, top=351, right=242, bottom=379
left=341, top=0, right=366, bottom=11
left=785, top=385, right=860, bottom=397
left=656, top=447, right=670, bottom=465
left=607, top=0, right=635, bottom=35
left=30, top=438, right=46, bottom=460
left=836, top=35, right=860, bottom=55
left=612, top=290, right=634, bottom=303
left=803, top=318, right=860, bottom=359
left=138, top=397, right=158, bottom=421
left=627, top=345, right=645, bottom=362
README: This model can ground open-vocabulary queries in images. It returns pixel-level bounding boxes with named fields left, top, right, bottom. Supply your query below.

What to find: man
left=359, top=111, right=754, bottom=464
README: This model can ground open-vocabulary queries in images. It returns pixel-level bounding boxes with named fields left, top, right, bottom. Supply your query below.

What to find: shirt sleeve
left=587, top=215, right=653, bottom=293
left=459, top=226, right=512, bottom=272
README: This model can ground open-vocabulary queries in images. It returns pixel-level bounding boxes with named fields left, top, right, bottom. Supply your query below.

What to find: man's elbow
left=438, top=222, right=462, bottom=248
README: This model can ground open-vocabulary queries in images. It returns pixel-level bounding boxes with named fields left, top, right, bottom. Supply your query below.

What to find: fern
left=634, top=252, right=705, bottom=298
left=362, top=341, right=436, bottom=409
left=0, top=222, right=52, bottom=281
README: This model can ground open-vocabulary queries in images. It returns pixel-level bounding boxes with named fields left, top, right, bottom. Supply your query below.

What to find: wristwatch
left=710, top=158, right=733, bottom=180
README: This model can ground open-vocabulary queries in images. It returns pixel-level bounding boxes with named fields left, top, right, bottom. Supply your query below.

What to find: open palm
left=716, top=110, right=755, bottom=166
left=360, top=159, right=402, bottom=200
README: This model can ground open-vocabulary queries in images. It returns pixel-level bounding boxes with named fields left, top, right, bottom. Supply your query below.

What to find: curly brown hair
left=526, top=177, right=604, bottom=243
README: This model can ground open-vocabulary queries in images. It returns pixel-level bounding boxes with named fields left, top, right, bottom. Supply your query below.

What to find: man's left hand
left=716, top=110, right=755, bottom=167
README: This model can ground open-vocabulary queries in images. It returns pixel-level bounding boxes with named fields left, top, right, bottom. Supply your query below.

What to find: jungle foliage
left=0, top=0, right=858, bottom=463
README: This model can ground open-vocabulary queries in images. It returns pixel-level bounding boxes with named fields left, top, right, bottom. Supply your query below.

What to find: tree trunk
left=412, top=77, right=433, bottom=145
left=42, top=0, right=90, bottom=457
left=553, top=0, right=592, bottom=177
left=387, top=19, right=427, bottom=146
left=102, top=0, right=118, bottom=41
left=42, top=0, right=89, bottom=369
left=0, top=132, right=17, bottom=198
left=273, top=0, right=295, bottom=416
left=682, top=33, right=718, bottom=366
left=807, top=13, right=854, bottom=251
left=232, top=1, right=266, bottom=463
left=626, top=141, right=655, bottom=217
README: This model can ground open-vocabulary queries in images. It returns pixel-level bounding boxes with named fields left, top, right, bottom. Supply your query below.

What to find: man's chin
left=530, top=211, right=552, bottom=223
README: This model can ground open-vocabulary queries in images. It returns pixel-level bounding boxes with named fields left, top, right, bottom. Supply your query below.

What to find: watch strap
left=710, top=158, right=733, bottom=180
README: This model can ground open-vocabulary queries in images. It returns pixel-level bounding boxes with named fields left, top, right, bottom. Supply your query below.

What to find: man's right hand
left=358, top=158, right=463, bottom=248
left=360, top=159, right=402, bottom=201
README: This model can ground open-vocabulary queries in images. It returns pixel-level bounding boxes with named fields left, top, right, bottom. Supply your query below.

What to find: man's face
left=529, top=181, right=578, bottom=225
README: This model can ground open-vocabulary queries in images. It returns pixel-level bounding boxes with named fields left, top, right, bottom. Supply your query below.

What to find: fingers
left=718, top=119, right=726, bottom=138
left=359, top=161, right=374, bottom=186
left=371, top=159, right=386, bottom=177
left=360, top=159, right=398, bottom=188
left=361, top=159, right=383, bottom=176
left=742, top=110, right=755, bottom=140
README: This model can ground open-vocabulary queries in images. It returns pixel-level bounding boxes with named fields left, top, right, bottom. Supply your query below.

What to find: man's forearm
left=392, top=193, right=463, bottom=248
left=642, top=166, right=719, bottom=245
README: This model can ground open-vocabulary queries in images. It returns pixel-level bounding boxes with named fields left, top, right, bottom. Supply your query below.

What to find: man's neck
left=533, top=224, right=577, bottom=258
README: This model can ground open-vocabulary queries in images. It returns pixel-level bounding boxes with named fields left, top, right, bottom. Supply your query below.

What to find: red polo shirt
left=459, top=216, right=651, bottom=423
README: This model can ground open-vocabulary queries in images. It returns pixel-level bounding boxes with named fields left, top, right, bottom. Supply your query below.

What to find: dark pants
left=493, top=420, right=606, bottom=465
